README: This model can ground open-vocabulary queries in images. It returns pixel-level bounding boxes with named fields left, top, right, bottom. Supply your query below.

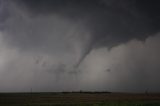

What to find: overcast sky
left=0, top=0, right=160, bottom=92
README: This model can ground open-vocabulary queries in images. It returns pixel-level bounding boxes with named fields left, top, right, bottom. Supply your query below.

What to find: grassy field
left=0, top=92, right=160, bottom=106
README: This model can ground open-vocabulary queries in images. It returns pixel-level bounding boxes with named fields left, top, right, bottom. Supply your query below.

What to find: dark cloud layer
left=18, top=0, right=160, bottom=43
left=0, top=0, right=160, bottom=92
left=14, top=0, right=160, bottom=66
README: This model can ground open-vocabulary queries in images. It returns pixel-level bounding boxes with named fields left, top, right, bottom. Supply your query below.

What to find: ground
left=0, top=92, right=160, bottom=106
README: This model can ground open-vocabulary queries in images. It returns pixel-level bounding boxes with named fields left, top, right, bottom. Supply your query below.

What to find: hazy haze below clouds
left=0, top=0, right=160, bottom=92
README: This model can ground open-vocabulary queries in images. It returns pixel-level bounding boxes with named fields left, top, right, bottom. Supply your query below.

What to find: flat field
left=0, top=92, right=160, bottom=106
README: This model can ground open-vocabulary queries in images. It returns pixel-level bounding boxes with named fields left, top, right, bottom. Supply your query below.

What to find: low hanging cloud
left=80, top=34, right=160, bottom=92
left=0, top=0, right=160, bottom=92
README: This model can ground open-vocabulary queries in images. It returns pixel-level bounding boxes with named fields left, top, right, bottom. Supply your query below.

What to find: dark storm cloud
left=0, top=0, right=160, bottom=92
left=13, top=0, right=160, bottom=66
left=18, top=0, right=160, bottom=42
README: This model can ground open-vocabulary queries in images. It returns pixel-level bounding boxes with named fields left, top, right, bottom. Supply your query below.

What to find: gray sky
left=0, top=0, right=160, bottom=92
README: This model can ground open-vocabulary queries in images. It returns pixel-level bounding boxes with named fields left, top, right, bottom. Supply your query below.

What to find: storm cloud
left=0, top=0, right=160, bottom=92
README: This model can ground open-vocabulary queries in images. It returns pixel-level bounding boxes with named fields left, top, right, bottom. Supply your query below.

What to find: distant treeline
left=0, top=91, right=112, bottom=95
left=61, top=91, right=111, bottom=94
